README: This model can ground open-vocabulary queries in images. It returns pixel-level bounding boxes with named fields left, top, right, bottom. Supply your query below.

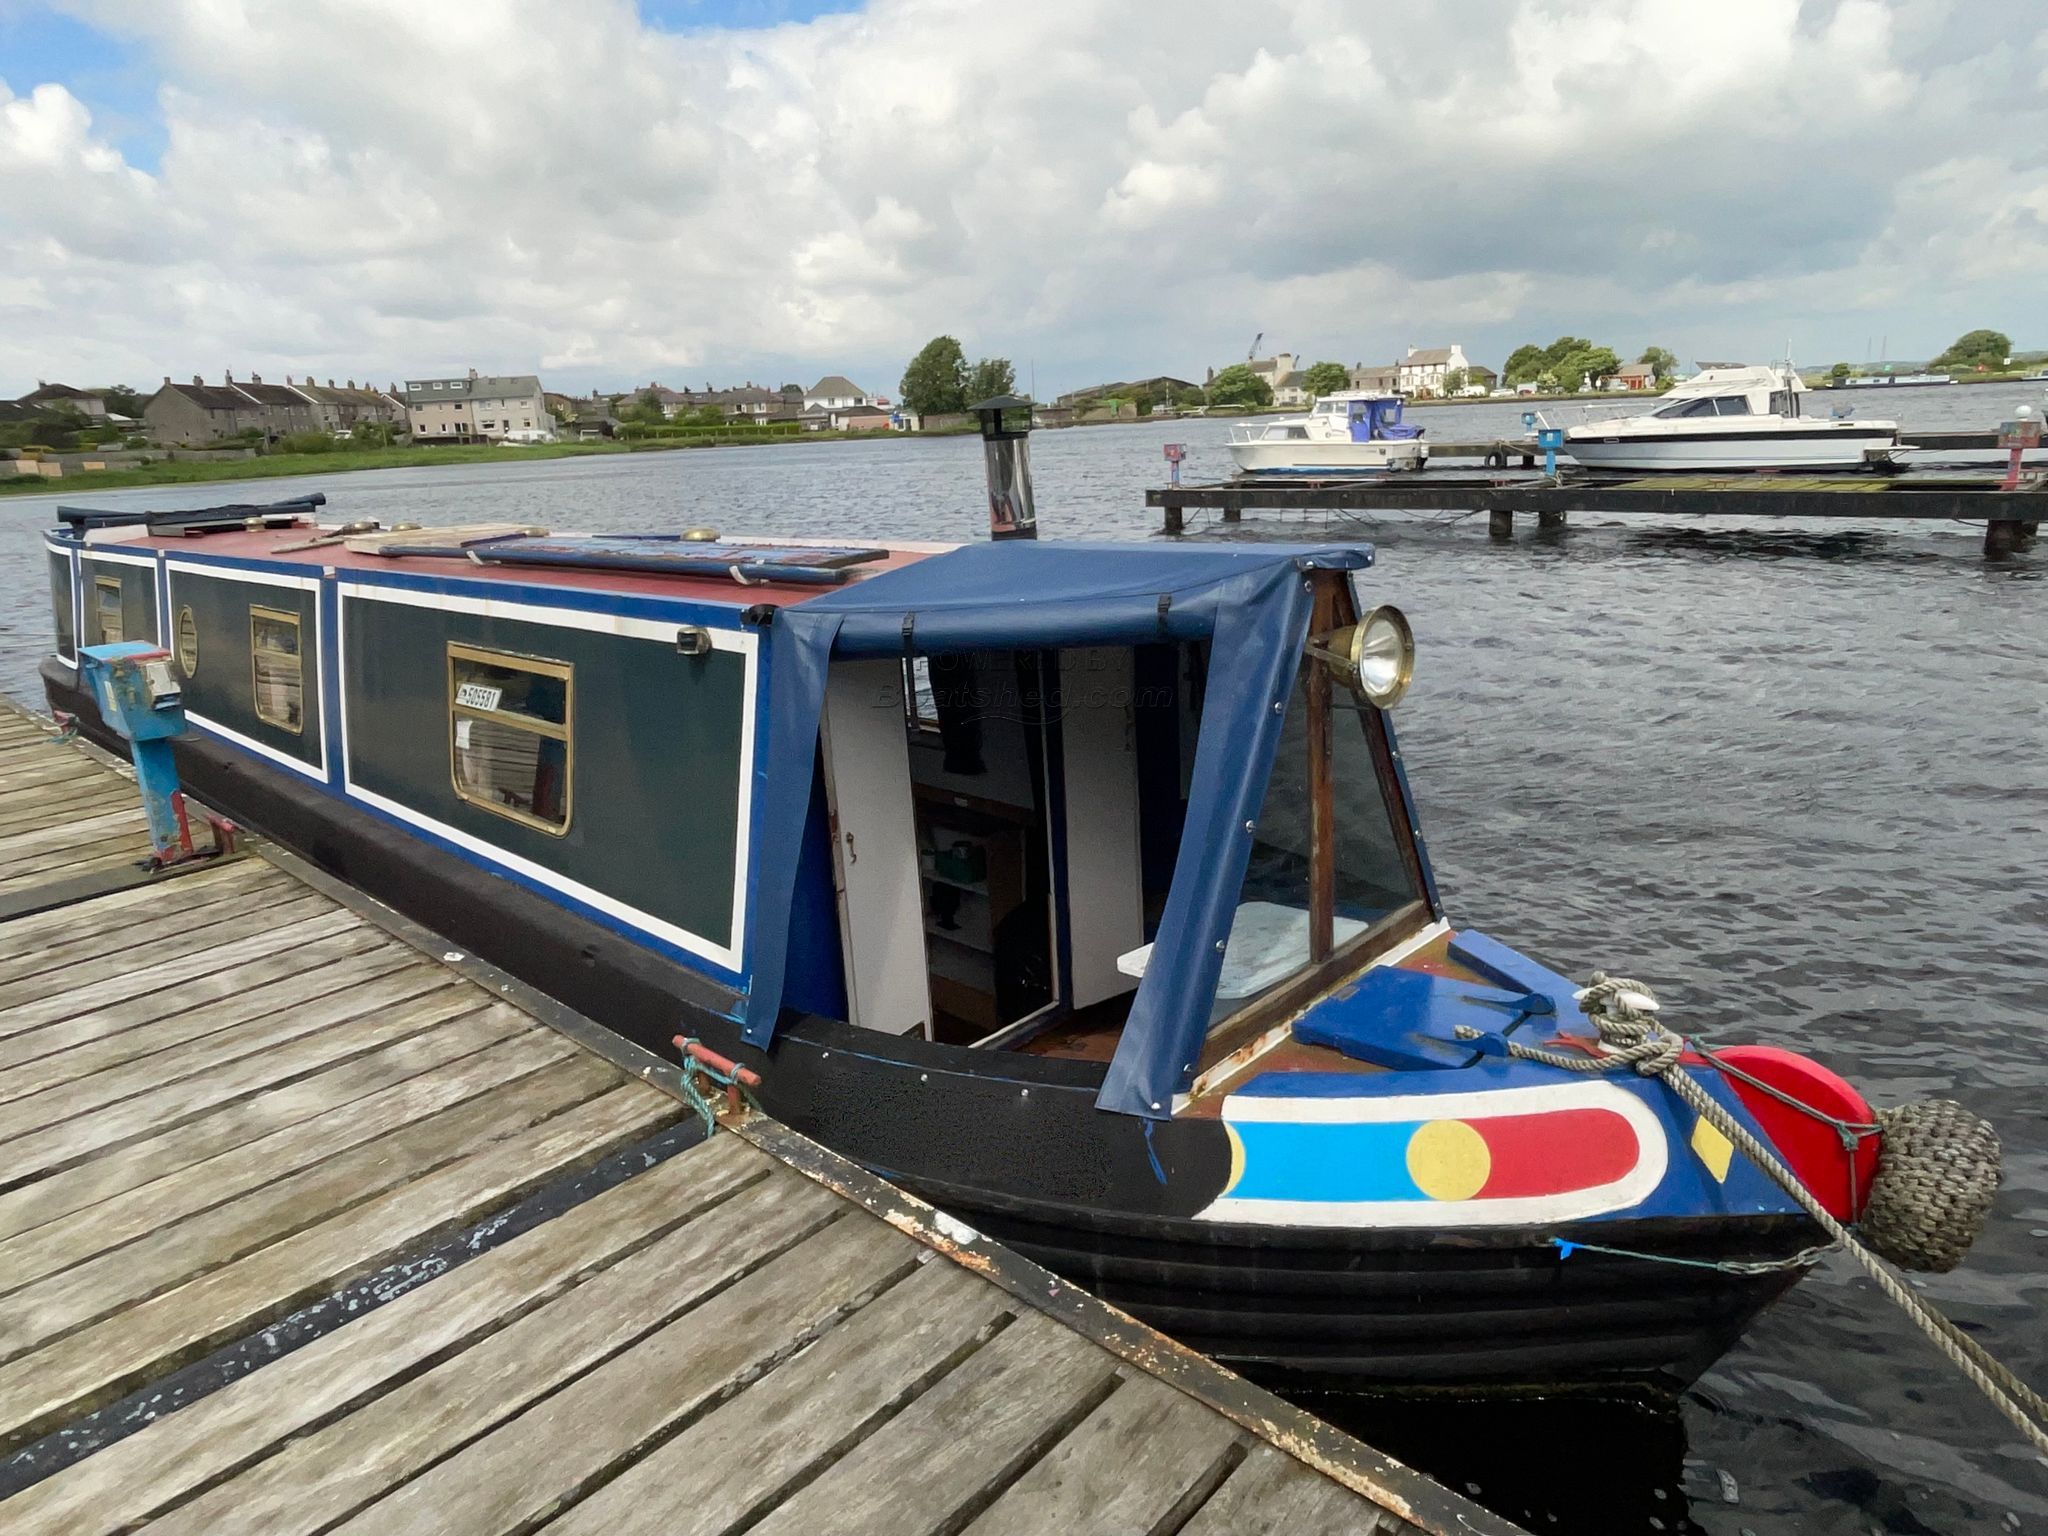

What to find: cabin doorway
left=818, top=645, right=1156, bottom=1047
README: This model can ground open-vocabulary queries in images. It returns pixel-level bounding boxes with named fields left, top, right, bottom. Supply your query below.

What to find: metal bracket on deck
left=673, top=1036, right=763, bottom=1133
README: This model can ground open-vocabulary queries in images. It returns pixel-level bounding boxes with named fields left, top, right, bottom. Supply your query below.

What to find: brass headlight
left=1311, top=605, right=1415, bottom=708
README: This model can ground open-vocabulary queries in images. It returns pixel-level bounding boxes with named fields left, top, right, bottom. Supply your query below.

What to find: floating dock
left=1152, top=467, right=2046, bottom=556
left=0, top=703, right=1514, bottom=1536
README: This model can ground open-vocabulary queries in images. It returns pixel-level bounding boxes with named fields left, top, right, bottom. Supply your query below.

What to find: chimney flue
left=970, top=396, right=1037, bottom=541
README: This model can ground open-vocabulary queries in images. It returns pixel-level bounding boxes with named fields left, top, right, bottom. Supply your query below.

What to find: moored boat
left=41, top=492, right=1997, bottom=1400
left=1227, top=392, right=1428, bottom=475
left=1561, top=365, right=1900, bottom=471
left=1840, top=371, right=1956, bottom=387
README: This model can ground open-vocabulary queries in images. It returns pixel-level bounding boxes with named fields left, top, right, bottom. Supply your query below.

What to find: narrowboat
left=38, top=486, right=1992, bottom=1400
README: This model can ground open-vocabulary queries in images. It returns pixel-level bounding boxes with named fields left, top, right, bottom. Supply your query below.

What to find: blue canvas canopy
left=742, top=538, right=1375, bottom=1119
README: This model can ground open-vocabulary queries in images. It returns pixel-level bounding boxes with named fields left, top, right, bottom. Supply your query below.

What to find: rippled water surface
left=4, top=387, right=2045, bottom=1531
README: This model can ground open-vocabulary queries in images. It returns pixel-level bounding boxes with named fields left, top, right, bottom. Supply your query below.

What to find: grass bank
left=0, top=426, right=976, bottom=498
left=0, top=440, right=631, bottom=497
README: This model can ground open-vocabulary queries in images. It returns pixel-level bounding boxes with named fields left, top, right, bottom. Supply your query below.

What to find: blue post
left=1536, top=426, right=1565, bottom=479
left=77, top=642, right=194, bottom=861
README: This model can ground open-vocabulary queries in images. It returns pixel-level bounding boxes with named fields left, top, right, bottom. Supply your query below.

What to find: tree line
left=899, top=337, right=1017, bottom=416
left=1502, top=338, right=1673, bottom=392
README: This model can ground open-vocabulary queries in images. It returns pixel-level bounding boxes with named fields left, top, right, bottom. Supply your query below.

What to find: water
left=4, top=386, right=2045, bottom=1530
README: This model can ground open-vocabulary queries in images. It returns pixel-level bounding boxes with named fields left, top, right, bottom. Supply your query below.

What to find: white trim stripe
left=335, top=581, right=755, bottom=973
left=166, top=561, right=328, bottom=781
left=1200, top=1079, right=1670, bottom=1228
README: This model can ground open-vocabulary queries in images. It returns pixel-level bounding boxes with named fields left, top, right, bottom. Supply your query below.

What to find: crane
left=1247, top=332, right=1263, bottom=361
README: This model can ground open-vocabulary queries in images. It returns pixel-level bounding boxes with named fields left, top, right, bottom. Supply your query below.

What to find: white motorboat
left=1228, top=392, right=1428, bottom=475
left=1560, top=366, right=1899, bottom=471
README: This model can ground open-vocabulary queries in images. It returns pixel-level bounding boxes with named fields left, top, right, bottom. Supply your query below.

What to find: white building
left=1271, top=371, right=1311, bottom=408
left=803, top=375, right=870, bottom=412
left=402, top=370, right=554, bottom=442
left=1395, top=345, right=1475, bottom=399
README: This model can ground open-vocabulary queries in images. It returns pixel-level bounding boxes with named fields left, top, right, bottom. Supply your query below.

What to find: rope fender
left=1459, top=973, right=2043, bottom=1456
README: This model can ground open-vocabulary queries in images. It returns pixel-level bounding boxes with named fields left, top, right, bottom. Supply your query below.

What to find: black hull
left=45, top=660, right=1817, bottom=1397
left=906, top=1177, right=1808, bottom=1396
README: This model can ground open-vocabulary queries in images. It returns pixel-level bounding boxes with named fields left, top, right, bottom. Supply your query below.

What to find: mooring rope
left=1459, top=974, right=2048, bottom=1456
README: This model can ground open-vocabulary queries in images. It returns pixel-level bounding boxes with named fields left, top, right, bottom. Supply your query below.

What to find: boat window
left=94, top=575, right=124, bottom=646
left=1655, top=397, right=1720, bottom=419
left=1715, top=397, right=1753, bottom=416
left=1216, top=662, right=1423, bottom=1025
left=901, top=656, right=941, bottom=734
left=249, top=606, right=305, bottom=733
left=1768, top=391, right=1797, bottom=415
left=48, top=552, right=75, bottom=662
left=447, top=643, right=572, bottom=834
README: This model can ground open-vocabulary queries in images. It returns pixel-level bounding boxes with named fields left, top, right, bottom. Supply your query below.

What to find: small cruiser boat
left=42, top=493, right=1996, bottom=1399
left=1562, top=365, right=1900, bottom=471
left=1228, top=391, right=1427, bottom=475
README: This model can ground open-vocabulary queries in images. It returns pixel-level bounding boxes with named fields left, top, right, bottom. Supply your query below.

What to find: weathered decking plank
left=0, top=908, right=363, bottom=1039
left=0, top=859, right=261, bottom=962
left=0, top=1053, right=618, bottom=1360
left=0, top=979, right=481, bottom=1178
left=328, top=1212, right=920, bottom=1536
left=963, top=1372, right=1247, bottom=1536
left=0, top=948, right=450, bottom=1127
left=0, top=1006, right=533, bottom=1242
left=146, top=1172, right=848, bottom=1536
left=0, top=890, right=340, bottom=1014
left=1, top=926, right=414, bottom=1069
left=0, top=936, right=410, bottom=1098
left=1179, top=1441, right=1401, bottom=1536
left=0, top=808, right=144, bottom=859
left=744, top=1311, right=1119, bottom=1536
left=0, top=1080, right=676, bottom=1449
left=540, top=1258, right=1013, bottom=1536
left=0, top=838, right=157, bottom=892
left=0, top=864, right=296, bottom=985
left=0, top=1026, right=575, bottom=1291
left=0, top=1138, right=760, bottom=1536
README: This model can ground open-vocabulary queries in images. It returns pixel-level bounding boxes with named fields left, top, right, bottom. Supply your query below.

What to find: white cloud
left=0, top=0, right=2043, bottom=397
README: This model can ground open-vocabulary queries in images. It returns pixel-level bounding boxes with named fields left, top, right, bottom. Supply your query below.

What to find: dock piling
left=1149, top=471, right=2045, bottom=559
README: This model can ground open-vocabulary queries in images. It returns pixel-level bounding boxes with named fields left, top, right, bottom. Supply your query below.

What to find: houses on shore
left=6, top=361, right=898, bottom=454
left=142, top=374, right=408, bottom=446
left=602, top=375, right=896, bottom=432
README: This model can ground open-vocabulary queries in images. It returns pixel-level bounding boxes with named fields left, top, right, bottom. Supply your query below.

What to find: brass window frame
left=93, top=574, right=124, bottom=646
left=249, top=604, right=304, bottom=734
left=175, top=606, right=200, bottom=677
left=446, top=642, right=575, bottom=836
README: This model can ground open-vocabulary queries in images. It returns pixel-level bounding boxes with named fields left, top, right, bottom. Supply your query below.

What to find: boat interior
left=815, top=577, right=1444, bottom=1112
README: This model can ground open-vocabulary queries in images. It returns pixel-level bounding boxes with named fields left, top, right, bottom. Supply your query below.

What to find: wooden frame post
left=1305, top=573, right=1341, bottom=964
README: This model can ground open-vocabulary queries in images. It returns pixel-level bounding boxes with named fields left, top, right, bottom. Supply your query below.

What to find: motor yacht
left=1228, top=392, right=1428, bottom=475
left=1561, top=365, right=1900, bottom=471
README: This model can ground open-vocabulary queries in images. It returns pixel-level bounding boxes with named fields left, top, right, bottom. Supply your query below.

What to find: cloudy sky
left=2, top=0, right=2043, bottom=400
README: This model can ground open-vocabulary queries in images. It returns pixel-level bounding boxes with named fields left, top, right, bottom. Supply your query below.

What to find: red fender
left=1711, top=1045, right=1879, bottom=1221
